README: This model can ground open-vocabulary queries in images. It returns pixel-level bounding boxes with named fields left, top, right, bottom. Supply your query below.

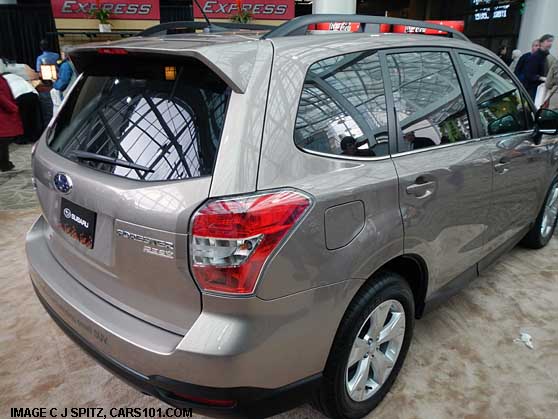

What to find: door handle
left=494, top=157, right=511, bottom=174
left=406, top=181, right=436, bottom=198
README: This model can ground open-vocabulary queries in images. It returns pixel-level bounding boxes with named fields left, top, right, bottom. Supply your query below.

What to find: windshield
left=48, top=59, right=230, bottom=182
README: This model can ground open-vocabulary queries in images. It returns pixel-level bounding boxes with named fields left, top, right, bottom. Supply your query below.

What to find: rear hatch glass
left=48, top=56, right=230, bottom=181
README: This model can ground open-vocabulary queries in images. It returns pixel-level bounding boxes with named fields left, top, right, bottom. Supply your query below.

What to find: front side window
left=459, top=53, right=531, bottom=136
left=295, top=51, right=389, bottom=158
left=387, top=51, right=472, bottom=152
left=48, top=59, right=230, bottom=181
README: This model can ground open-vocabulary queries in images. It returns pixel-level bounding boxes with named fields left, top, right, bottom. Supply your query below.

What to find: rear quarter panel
left=255, top=45, right=404, bottom=300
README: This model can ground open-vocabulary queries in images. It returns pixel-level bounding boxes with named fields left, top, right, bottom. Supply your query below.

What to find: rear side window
left=387, top=51, right=472, bottom=153
left=294, top=51, right=389, bottom=158
left=48, top=59, right=230, bottom=181
left=459, top=54, right=532, bottom=136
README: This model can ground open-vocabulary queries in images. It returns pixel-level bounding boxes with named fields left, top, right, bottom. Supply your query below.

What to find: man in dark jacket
left=514, top=39, right=540, bottom=82
left=523, top=34, right=554, bottom=99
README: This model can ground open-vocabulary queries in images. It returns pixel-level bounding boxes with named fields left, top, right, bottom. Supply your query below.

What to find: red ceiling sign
left=390, top=20, right=465, bottom=35
left=51, top=0, right=160, bottom=20
left=193, top=0, right=295, bottom=21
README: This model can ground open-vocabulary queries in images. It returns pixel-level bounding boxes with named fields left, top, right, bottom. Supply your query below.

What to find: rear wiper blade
left=71, top=150, right=154, bottom=173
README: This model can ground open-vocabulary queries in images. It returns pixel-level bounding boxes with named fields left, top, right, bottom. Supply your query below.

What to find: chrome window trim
left=390, top=129, right=535, bottom=158
left=298, top=147, right=392, bottom=162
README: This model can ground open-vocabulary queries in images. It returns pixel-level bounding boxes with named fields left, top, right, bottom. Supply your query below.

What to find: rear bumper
left=27, top=215, right=363, bottom=416
left=34, top=286, right=320, bottom=418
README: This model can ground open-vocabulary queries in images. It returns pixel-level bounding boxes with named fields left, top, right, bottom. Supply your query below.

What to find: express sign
left=51, top=0, right=160, bottom=20
left=193, top=0, right=294, bottom=21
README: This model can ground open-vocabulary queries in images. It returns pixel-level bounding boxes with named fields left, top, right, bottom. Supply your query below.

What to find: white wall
left=312, top=0, right=356, bottom=14
left=517, top=0, right=558, bottom=55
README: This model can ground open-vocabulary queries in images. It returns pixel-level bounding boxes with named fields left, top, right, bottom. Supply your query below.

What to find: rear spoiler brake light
left=97, top=48, right=128, bottom=55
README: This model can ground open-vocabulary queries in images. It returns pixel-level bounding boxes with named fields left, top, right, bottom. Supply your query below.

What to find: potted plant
left=89, top=1, right=112, bottom=32
left=231, top=0, right=252, bottom=23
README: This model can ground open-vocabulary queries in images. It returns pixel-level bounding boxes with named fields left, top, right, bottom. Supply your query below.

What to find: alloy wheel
left=345, top=299, right=406, bottom=402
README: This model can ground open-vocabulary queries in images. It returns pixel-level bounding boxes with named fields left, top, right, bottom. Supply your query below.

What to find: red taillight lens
left=190, top=190, right=312, bottom=295
left=97, top=48, right=128, bottom=55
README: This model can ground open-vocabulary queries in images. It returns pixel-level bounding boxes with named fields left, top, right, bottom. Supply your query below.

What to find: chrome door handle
left=494, top=157, right=511, bottom=174
left=406, top=181, right=436, bottom=198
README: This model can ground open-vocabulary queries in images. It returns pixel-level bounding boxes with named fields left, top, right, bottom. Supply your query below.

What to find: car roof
left=268, top=32, right=493, bottom=62
left=70, top=31, right=496, bottom=93
left=78, top=31, right=489, bottom=55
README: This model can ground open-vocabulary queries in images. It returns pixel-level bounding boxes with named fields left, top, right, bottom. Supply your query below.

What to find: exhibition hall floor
left=1, top=144, right=557, bottom=419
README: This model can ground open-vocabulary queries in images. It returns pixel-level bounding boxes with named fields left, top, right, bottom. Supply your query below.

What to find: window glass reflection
left=459, top=54, right=530, bottom=136
left=388, top=51, right=471, bottom=152
left=49, top=69, right=229, bottom=181
left=295, top=51, right=389, bottom=157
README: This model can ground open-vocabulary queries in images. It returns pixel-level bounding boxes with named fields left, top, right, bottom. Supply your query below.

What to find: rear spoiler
left=68, top=41, right=263, bottom=94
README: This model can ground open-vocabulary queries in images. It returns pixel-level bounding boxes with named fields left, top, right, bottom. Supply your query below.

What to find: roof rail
left=139, top=21, right=277, bottom=37
left=262, top=14, right=470, bottom=42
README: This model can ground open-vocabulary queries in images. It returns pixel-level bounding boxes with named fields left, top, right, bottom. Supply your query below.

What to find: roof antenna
left=193, top=0, right=216, bottom=32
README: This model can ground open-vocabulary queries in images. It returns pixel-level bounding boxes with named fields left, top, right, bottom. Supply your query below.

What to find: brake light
left=97, top=48, right=128, bottom=55
left=190, top=190, right=312, bottom=295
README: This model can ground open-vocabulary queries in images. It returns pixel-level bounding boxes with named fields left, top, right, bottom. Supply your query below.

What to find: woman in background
left=0, top=69, right=23, bottom=172
left=1, top=59, right=41, bottom=144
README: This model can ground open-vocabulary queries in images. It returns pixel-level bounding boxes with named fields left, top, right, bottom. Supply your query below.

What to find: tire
left=521, top=177, right=558, bottom=249
left=313, top=271, right=415, bottom=419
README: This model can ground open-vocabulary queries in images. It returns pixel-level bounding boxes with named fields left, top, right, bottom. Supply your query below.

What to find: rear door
left=384, top=49, right=493, bottom=292
left=32, top=55, right=231, bottom=334
left=457, top=53, right=549, bottom=257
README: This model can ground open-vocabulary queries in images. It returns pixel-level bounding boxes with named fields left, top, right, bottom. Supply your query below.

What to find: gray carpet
left=0, top=143, right=38, bottom=211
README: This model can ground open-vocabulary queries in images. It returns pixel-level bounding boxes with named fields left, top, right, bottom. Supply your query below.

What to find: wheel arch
left=375, top=254, right=429, bottom=319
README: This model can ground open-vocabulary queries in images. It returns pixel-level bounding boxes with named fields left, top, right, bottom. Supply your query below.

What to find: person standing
left=51, top=47, right=75, bottom=115
left=35, top=39, right=59, bottom=73
left=523, top=34, right=554, bottom=99
left=0, top=73, right=23, bottom=172
left=509, top=49, right=522, bottom=73
left=497, top=46, right=511, bottom=65
left=514, top=39, right=540, bottom=82
left=544, top=59, right=558, bottom=109
left=1, top=60, right=41, bottom=144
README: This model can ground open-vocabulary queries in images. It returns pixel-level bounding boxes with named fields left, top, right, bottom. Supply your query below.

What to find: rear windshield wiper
left=71, top=150, right=154, bottom=173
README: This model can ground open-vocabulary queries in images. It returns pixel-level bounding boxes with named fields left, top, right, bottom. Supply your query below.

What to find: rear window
left=48, top=57, right=230, bottom=181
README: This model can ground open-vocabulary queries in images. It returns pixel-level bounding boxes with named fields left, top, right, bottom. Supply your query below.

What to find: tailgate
left=31, top=55, right=231, bottom=334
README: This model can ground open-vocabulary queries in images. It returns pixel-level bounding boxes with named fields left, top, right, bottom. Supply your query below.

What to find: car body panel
left=485, top=132, right=549, bottom=254
left=27, top=215, right=364, bottom=388
left=392, top=142, right=493, bottom=294
left=209, top=41, right=274, bottom=197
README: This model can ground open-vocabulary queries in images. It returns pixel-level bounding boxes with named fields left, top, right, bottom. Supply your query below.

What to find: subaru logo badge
left=53, top=173, right=72, bottom=194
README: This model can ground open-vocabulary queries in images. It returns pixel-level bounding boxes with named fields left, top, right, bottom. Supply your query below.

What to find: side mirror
left=535, top=108, right=558, bottom=135
left=487, top=114, right=521, bottom=136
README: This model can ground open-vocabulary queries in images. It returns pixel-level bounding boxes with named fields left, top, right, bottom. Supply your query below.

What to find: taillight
left=190, top=190, right=312, bottom=295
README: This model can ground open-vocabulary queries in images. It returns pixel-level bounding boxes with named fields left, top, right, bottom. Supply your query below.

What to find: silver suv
left=27, top=15, right=558, bottom=419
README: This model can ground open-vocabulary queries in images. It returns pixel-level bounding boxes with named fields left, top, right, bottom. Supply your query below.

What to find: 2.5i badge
left=59, top=198, right=97, bottom=249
